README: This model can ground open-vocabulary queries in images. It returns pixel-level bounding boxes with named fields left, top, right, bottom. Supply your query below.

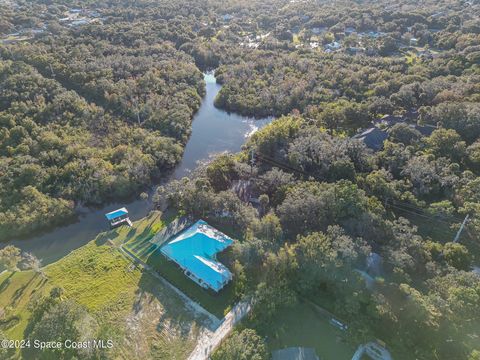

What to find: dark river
left=7, top=73, right=273, bottom=265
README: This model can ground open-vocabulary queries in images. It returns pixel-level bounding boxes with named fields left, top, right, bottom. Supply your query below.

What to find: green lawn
left=0, top=270, right=49, bottom=340
left=144, top=249, right=236, bottom=318
left=123, top=214, right=237, bottom=318
left=45, top=237, right=142, bottom=313
left=0, top=212, right=207, bottom=359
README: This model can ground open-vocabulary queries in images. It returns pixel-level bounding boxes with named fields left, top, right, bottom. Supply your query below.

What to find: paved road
left=187, top=300, right=252, bottom=360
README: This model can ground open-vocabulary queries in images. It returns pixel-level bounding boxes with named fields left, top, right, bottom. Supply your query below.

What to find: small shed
left=105, top=207, right=132, bottom=228
left=325, top=41, right=341, bottom=51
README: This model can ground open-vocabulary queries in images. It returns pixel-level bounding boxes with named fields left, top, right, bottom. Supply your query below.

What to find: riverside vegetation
left=0, top=0, right=479, bottom=359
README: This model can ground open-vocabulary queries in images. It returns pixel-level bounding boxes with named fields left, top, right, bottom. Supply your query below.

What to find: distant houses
left=344, top=26, right=357, bottom=35
left=311, top=27, right=327, bottom=35
left=375, top=113, right=436, bottom=136
left=346, top=46, right=365, bottom=55
left=1, top=7, right=102, bottom=44
left=59, top=8, right=101, bottom=27
left=353, top=127, right=389, bottom=151
left=374, top=113, right=412, bottom=126
left=409, top=37, right=419, bottom=46
left=70, top=19, right=90, bottom=27
left=353, top=113, right=436, bottom=151
left=325, top=41, right=341, bottom=51
left=357, top=30, right=384, bottom=39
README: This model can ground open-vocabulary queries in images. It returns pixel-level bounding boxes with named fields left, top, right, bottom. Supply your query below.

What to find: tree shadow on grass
left=10, top=273, right=39, bottom=307
left=0, top=272, right=14, bottom=293
left=95, top=232, right=114, bottom=246
left=124, top=227, right=137, bottom=242
left=137, top=225, right=154, bottom=242
left=142, top=247, right=236, bottom=319
left=28, top=277, right=48, bottom=298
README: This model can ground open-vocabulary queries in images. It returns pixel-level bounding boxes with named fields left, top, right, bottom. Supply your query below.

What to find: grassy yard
left=143, top=249, right=236, bottom=318
left=0, top=270, right=49, bottom=340
left=0, top=212, right=209, bottom=359
left=123, top=214, right=237, bottom=318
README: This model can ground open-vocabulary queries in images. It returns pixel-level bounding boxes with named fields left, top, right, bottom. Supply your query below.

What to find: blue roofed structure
left=160, top=220, right=234, bottom=292
left=105, top=208, right=128, bottom=220
left=105, top=207, right=132, bottom=227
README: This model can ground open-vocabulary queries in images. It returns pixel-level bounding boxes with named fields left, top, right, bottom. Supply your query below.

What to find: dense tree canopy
left=0, top=0, right=479, bottom=359
left=158, top=111, right=480, bottom=359
left=0, top=2, right=206, bottom=239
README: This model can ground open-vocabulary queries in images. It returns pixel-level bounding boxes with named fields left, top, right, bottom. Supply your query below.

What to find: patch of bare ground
left=109, top=272, right=215, bottom=360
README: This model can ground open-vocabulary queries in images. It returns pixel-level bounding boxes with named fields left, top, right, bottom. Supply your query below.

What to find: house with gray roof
left=352, top=127, right=388, bottom=151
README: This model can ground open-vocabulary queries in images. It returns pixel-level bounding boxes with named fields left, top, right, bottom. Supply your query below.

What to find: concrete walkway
left=119, top=245, right=221, bottom=329
left=188, top=300, right=252, bottom=360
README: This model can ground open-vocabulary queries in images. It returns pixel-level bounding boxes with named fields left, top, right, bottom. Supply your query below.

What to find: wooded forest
left=0, top=0, right=479, bottom=359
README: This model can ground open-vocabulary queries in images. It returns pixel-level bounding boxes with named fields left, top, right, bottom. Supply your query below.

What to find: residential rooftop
left=160, top=220, right=234, bottom=292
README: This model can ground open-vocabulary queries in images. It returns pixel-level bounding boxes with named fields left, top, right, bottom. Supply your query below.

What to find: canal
left=7, top=72, right=273, bottom=265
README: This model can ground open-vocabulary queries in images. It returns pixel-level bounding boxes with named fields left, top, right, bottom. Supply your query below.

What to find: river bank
left=5, top=72, right=273, bottom=265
